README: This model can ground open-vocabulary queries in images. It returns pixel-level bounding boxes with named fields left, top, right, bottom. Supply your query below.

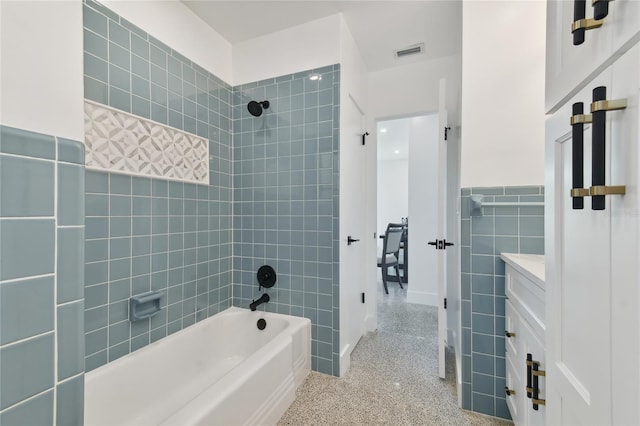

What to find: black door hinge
left=444, top=126, right=451, bottom=141
left=444, top=298, right=447, bottom=309
left=361, top=292, right=365, bottom=304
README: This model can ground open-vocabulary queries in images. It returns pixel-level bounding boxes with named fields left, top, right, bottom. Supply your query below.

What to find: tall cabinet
left=545, top=1, right=640, bottom=424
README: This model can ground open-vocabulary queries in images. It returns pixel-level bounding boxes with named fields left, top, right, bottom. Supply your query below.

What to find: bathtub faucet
left=249, top=293, right=270, bottom=311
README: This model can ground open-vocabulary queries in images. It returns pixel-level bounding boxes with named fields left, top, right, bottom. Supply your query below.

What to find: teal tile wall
left=83, top=171, right=233, bottom=370
left=0, top=125, right=85, bottom=425
left=231, top=65, right=341, bottom=376
left=83, top=1, right=233, bottom=371
left=460, top=185, right=544, bottom=419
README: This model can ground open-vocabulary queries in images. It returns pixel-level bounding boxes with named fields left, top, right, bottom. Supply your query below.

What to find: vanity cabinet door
left=608, top=44, right=640, bottom=426
left=545, top=67, right=613, bottom=425
left=505, top=299, right=523, bottom=425
left=520, top=320, right=546, bottom=426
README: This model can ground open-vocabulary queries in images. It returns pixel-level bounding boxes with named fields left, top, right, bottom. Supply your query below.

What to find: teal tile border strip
left=84, top=100, right=210, bottom=184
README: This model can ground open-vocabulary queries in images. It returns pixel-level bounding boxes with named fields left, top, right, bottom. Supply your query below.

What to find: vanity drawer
left=506, top=265, right=545, bottom=336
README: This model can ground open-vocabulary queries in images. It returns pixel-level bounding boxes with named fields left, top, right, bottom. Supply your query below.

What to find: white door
left=546, top=65, right=612, bottom=425
left=436, top=79, right=448, bottom=379
left=339, top=94, right=366, bottom=375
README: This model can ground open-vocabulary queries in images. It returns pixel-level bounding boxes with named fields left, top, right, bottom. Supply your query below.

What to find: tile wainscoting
left=459, top=185, right=544, bottom=419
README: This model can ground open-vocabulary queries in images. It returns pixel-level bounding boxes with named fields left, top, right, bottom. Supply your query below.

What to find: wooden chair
left=377, top=223, right=405, bottom=294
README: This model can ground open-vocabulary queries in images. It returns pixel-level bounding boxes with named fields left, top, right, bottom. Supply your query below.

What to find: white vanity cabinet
left=545, top=0, right=640, bottom=113
left=501, top=253, right=545, bottom=426
left=546, top=1, right=640, bottom=422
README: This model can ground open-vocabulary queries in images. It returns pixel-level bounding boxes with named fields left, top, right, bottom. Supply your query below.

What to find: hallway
left=278, top=284, right=513, bottom=425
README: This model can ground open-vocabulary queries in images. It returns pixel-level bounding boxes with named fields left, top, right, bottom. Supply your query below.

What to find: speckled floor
left=278, top=282, right=513, bottom=426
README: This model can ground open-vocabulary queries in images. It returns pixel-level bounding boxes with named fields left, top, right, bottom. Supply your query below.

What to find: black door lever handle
left=347, top=236, right=360, bottom=245
left=428, top=241, right=437, bottom=246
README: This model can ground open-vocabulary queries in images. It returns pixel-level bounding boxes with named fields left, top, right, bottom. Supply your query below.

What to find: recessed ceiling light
left=309, top=74, right=322, bottom=81
left=394, top=150, right=400, bottom=154
left=380, top=128, right=387, bottom=133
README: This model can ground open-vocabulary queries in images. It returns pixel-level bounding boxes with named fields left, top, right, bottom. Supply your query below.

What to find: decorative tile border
left=84, top=100, right=209, bottom=184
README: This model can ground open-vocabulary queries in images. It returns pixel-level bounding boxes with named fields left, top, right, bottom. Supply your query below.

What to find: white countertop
left=500, top=253, right=545, bottom=288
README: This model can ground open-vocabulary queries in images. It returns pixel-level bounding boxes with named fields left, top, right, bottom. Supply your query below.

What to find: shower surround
left=82, top=0, right=341, bottom=377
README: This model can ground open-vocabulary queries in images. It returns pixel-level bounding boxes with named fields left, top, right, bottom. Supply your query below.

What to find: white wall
left=407, top=114, right=440, bottom=306
left=460, top=0, right=546, bottom=187
left=233, top=15, right=341, bottom=85
left=368, top=55, right=461, bottom=123
left=377, top=158, right=408, bottom=238
left=102, top=0, right=233, bottom=84
left=0, top=1, right=84, bottom=140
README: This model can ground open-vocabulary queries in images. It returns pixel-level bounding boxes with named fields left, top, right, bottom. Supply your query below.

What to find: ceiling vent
left=395, top=43, right=424, bottom=58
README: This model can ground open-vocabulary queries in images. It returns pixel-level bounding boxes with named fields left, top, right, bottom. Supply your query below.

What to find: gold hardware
left=526, top=386, right=533, bottom=393
left=571, top=188, right=591, bottom=197
left=591, top=98, right=627, bottom=113
left=532, top=398, right=546, bottom=406
left=572, top=18, right=604, bottom=33
left=505, top=387, right=516, bottom=396
left=570, top=114, right=592, bottom=125
left=504, top=330, right=516, bottom=338
left=532, top=370, right=546, bottom=377
left=590, top=185, right=626, bottom=196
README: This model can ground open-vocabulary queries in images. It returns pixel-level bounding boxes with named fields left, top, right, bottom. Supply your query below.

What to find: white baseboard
left=407, top=290, right=439, bottom=306
left=364, top=314, right=377, bottom=332
left=339, top=344, right=351, bottom=377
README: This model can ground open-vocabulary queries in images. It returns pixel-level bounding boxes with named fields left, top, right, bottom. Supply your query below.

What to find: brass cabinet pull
left=532, top=398, right=547, bottom=406
left=570, top=114, right=592, bottom=125
left=570, top=188, right=591, bottom=197
left=505, top=387, right=516, bottom=396
left=571, top=18, right=604, bottom=33
left=591, top=98, right=627, bottom=113
left=589, top=185, right=626, bottom=196
left=504, top=330, right=516, bottom=338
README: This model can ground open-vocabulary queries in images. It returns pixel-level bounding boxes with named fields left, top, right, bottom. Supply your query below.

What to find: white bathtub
left=85, top=307, right=311, bottom=426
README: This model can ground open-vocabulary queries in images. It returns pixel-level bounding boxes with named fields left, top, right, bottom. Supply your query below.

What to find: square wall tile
left=0, top=333, right=55, bottom=410
left=0, top=155, right=54, bottom=217
left=57, top=301, right=85, bottom=381
left=0, top=219, right=55, bottom=280
left=0, top=276, right=54, bottom=345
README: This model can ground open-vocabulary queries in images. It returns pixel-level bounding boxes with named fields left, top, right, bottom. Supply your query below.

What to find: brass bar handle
left=505, top=387, right=516, bottom=396
left=504, top=330, right=516, bottom=338
left=589, top=185, right=626, bottom=196
left=571, top=18, right=604, bottom=33
left=571, top=102, right=588, bottom=209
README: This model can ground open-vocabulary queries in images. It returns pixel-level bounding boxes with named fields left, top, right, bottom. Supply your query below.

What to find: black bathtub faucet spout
left=249, top=293, right=270, bottom=311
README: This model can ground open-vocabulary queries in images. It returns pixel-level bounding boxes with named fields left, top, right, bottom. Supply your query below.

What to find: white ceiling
left=181, top=1, right=462, bottom=72
left=377, top=117, right=410, bottom=161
